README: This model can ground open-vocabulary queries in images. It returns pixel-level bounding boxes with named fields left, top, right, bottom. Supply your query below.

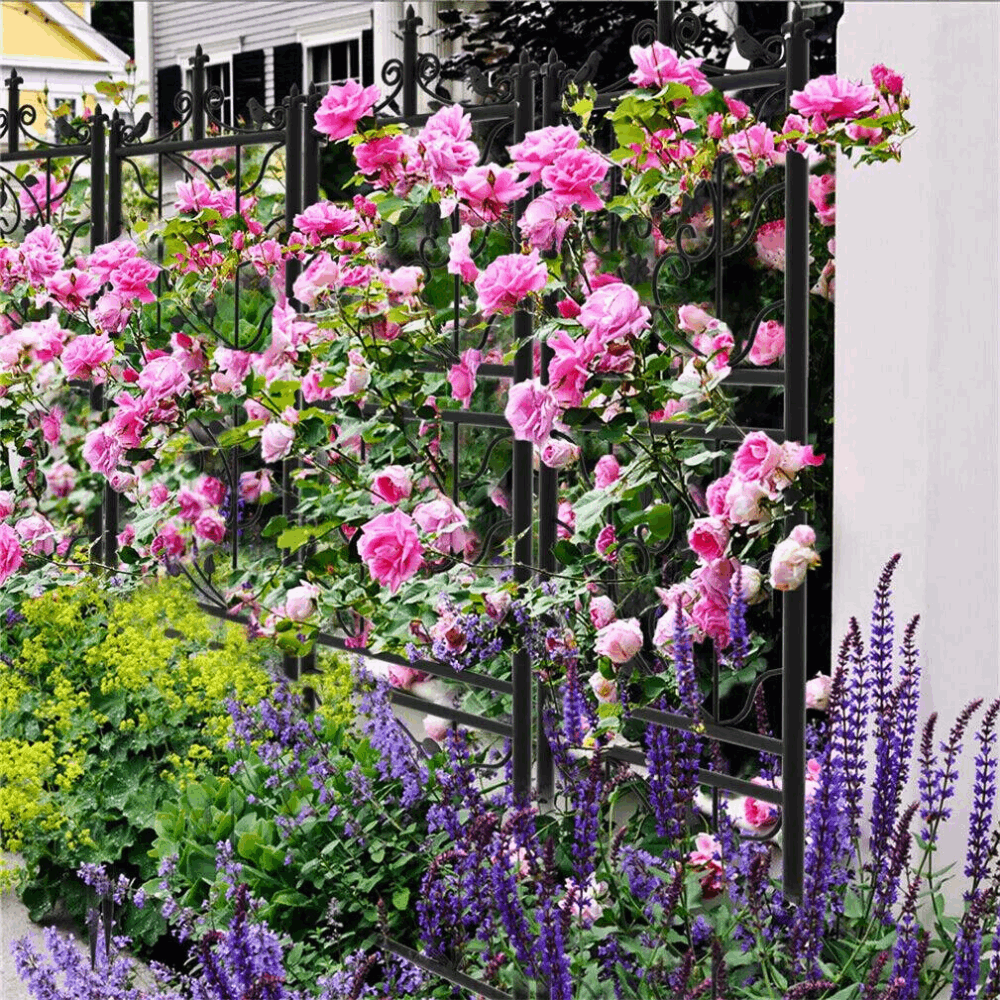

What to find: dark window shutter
left=361, top=28, right=373, bottom=86
left=272, top=42, right=303, bottom=103
left=156, top=64, right=182, bottom=133
left=233, top=49, right=265, bottom=123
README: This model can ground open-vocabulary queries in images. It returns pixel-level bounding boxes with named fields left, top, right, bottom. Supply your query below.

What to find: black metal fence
left=1, top=3, right=814, bottom=994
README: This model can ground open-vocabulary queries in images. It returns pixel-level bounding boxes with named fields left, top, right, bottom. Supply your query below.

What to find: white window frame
left=298, top=19, right=370, bottom=93
left=180, top=47, right=236, bottom=135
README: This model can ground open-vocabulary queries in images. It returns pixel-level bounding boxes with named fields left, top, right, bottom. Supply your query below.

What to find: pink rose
left=447, top=225, right=479, bottom=282
left=677, top=304, right=715, bottom=334
left=475, top=250, right=548, bottom=317
left=705, top=473, right=734, bottom=518
left=284, top=583, right=319, bottom=621
left=578, top=282, right=650, bottom=349
left=546, top=330, right=593, bottom=408
left=293, top=201, right=357, bottom=238
left=504, top=379, right=558, bottom=446
left=484, top=590, right=511, bottom=621
left=110, top=256, right=159, bottom=303
left=871, top=63, right=905, bottom=97
left=588, top=672, right=617, bottom=703
left=540, top=148, right=608, bottom=212
left=743, top=782, right=780, bottom=829
left=754, top=219, right=785, bottom=272
left=82, top=427, right=122, bottom=475
left=774, top=441, right=825, bottom=482
left=724, top=476, right=772, bottom=526
left=148, top=483, right=170, bottom=507
left=518, top=194, right=572, bottom=252
left=731, top=431, right=782, bottom=481
left=387, top=663, right=424, bottom=690
left=722, top=123, right=779, bottom=174
left=805, top=674, right=833, bottom=711
left=260, top=422, right=295, bottom=463
left=15, top=514, right=55, bottom=556
left=454, top=164, right=529, bottom=223
left=593, top=454, right=620, bottom=489
left=589, top=595, right=616, bottom=630
left=150, top=520, right=185, bottom=559
left=508, top=125, right=581, bottom=184
left=413, top=496, right=469, bottom=556
left=808, top=173, right=836, bottom=226
left=539, top=437, right=580, bottom=470
left=20, top=225, right=64, bottom=283
left=687, top=517, right=730, bottom=563
left=371, top=465, right=413, bottom=505
left=357, top=509, right=423, bottom=594
left=0, top=523, right=25, bottom=584
left=747, top=320, right=785, bottom=367
left=238, top=470, right=270, bottom=503
left=314, top=79, right=380, bottom=140
left=41, top=409, right=63, bottom=445
left=595, top=524, right=618, bottom=563
left=557, top=500, right=575, bottom=540
left=769, top=528, right=821, bottom=592
left=628, top=41, right=710, bottom=94
left=423, top=715, right=451, bottom=743
left=46, top=462, right=76, bottom=498
left=594, top=618, right=644, bottom=664
left=418, top=105, right=478, bottom=188
left=448, top=347, right=481, bottom=409
left=292, top=252, right=340, bottom=308
left=137, top=355, right=189, bottom=401
left=691, top=596, right=730, bottom=648
left=790, top=74, right=877, bottom=121
left=194, top=510, right=227, bottom=544
left=62, top=334, right=115, bottom=381
left=0, top=491, right=15, bottom=518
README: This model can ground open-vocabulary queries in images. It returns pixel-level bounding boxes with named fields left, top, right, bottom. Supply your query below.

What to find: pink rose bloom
left=314, top=79, right=380, bottom=140
left=743, top=782, right=780, bottom=829
left=371, top=465, right=413, bottom=505
left=774, top=441, right=825, bottom=482
left=484, top=590, right=512, bottom=622
left=790, top=74, right=877, bottom=121
left=83, top=426, right=122, bottom=475
left=260, top=422, right=295, bottom=463
left=48, top=268, right=101, bottom=310
left=628, top=42, right=711, bottom=94
left=40, top=409, right=63, bottom=445
left=46, top=462, right=76, bottom=498
left=556, top=499, right=575, bottom=540
left=413, top=496, right=470, bottom=555
left=589, top=595, right=616, bottom=630
left=769, top=529, right=821, bottom=591
left=292, top=252, right=340, bottom=308
left=19, top=175, right=68, bottom=218
left=455, top=164, right=529, bottom=223
left=546, top=330, right=593, bottom=408
left=687, top=517, right=730, bottom=563
left=476, top=250, right=548, bottom=317
left=150, top=520, right=185, bottom=560
left=15, top=514, right=56, bottom=556
left=0, top=523, right=25, bottom=584
left=418, top=105, right=478, bottom=188
left=677, top=304, right=715, bottom=334
left=813, top=257, right=835, bottom=301
left=176, top=487, right=204, bottom=522
left=0, top=491, right=16, bottom=518
left=423, top=715, right=451, bottom=743
left=595, top=524, right=617, bottom=563
left=62, top=333, right=115, bottom=381
left=706, top=111, right=724, bottom=140
left=504, top=379, right=558, bottom=445
left=83, top=239, right=139, bottom=284
left=448, top=347, right=481, bottom=409
left=754, top=219, right=785, bottom=272
left=284, top=583, right=319, bottom=621
left=538, top=437, right=579, bottom=470
left=137, top=355, right=189, bottom=401
left=805, top=673, right=833, bottom=710
left=588, top=672, right=617, bottom=703
left=808, top=173, right=836, bottom=226
left=594, top=454, right=620, bottom=489
left=540, top=148, right=609, bottom=212
left=748, top=320, right=785, bottom=366
left=518, top=194, right=572, bottom=252
left=357, top=509, right=423, bottom=594
left=722, top=124, right=779, bottom=174
left=354, top=134, right=417, bottom=190
left=385, top=265, right=424, bottom=298
left=21, top=225, right=64, bottom=284
left=387, top=663, right=424, bottom=690
left=508, top=125, right=581, bottom=184
left=293, top=201, right=357, bottom=238
left=148, top=483, right=170, bottom=507
left=691, top=595, right=729, bottom=648
left=197, top=475, right=226, bottom=506
left=871, top=63, right=905, bottom=97
left=238, top=470, right=271, bottom=503
left=110, top=256, right=159, bottom=303
left=724, top=476, right=772, bottom=525
left=92, top=291, right=131, bottom=334
left=595, top=618, right=644, bottom=664
left=447, top=225, right=478, bottom=282
left=731, top=431, right=783, bottom=481
left=578, top=282, right=650, bottom=350
left=194, top=510, right=227, bottom=544
left=725, top=96, right=750, bottom=120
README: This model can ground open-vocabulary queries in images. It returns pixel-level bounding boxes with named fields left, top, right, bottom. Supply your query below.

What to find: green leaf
left=392, top=887, right=410, bottom=911
left=645, top=504, right=674, bottom=541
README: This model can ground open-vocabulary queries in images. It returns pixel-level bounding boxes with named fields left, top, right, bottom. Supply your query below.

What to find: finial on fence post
left=189, top=44, right=209, bottom=141
left=399, top=4, right=422, bottom=118
left=6, top=69, right=23, bottom=154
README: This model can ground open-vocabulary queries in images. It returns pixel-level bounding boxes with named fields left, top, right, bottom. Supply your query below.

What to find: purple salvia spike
left=727, top=562, right=749, bottom=670
left=868, top=677, right=907, bottom=886
left=952, top=888, right=995, bottom=999
left=874, top=800, right=919, bottom=924
left=869, top=553, right=902, bottom=723
left=922, top=700, right=983, bottom=849
left=965, top=698, right=1000, bottom=892
left=840, top=617, right=870, bottom=840
left=890, top=616, right=922, bottom=816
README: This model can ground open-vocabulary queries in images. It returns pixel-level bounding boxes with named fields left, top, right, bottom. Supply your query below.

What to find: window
left=309, top=38, right=361, bottom=88
left=185, top=54, right=233, bottom=128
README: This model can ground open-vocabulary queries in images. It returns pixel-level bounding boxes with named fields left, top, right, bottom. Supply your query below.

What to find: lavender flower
left=965, top=697, right=1000, bottom=891
left=952, top=889, right=995, bottom=999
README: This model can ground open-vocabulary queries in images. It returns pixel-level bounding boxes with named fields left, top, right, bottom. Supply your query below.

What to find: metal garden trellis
left=0, top=2, right=815, bottom=994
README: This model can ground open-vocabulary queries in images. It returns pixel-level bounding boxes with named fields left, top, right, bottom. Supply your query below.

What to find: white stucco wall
left=835, top=2, right=1000, bottom=905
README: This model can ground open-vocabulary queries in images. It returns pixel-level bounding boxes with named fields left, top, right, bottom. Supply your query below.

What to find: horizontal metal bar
left=388, top=689, right=513, bottom=739
left=649, top=420, right=787, bottom=444
left=116, top=130, right=285, bottom=157
left=381, top=937, right=514, bottom=1000
left=378, top=102, right=518, bottom=130
left=631, top=704, right=785, bottom=756
left=725, top=368, right=786, bottom=387
left=313, top=634, right=515, bottom=696
left=708, top=66, right=786, bottom=93
left=440, top=409, right=510, bottom=428
left=603, top=745, right=784, bottom=806
left=1, top=143, right=91, bottom=162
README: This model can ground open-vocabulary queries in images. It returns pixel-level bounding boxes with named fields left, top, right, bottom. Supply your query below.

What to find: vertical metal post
left=303, top=87, right=320, bottom=208
left=106, top=111, right=122, bottom=240
left=781, top=3, right=811, bottom=903
left=190, top=46, right=207, bottom=141
left=535, top=48, right=563, bottom=808
left=401, top=5, right=421, bottom=118
left=657, top=1, right=674, bottom=45
left=6, top=70, right=22, bottom=154
left=510, top=51, right=536, bottom=814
